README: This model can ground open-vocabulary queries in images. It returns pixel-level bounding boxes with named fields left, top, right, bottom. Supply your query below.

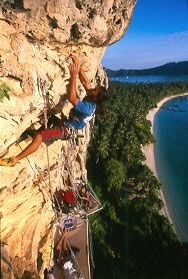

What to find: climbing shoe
left=0, top=157, right=17, bottom=167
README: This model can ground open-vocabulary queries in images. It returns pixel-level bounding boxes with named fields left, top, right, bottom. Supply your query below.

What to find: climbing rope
left=67, top=241, right=85, bottom=279
left=35, top=75, right=100, bottom=278
left=65, top=137, right=77, bottom=186
left=18, top=144, right=51, bottom=202
left=63, top=139, right=85, bottom=213
left=48, top=221, right=57, bottom=269
left=88, top=221, right=95, bottom=269
left=37, top=76, right=72, bottom=215
left=37, top=77, right=53, bottom=202
left=37, top=77, right=77, bottom=274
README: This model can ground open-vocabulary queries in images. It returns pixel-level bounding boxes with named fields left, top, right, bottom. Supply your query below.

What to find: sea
left=154, top=96, right=188, bottom=243
left=110, top=74, right=188, bottom=242
left=110, top=75, right=188, bottom=83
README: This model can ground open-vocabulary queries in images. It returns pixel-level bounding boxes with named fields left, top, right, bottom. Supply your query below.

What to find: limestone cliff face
left=0, top=1, right=136, bottom=278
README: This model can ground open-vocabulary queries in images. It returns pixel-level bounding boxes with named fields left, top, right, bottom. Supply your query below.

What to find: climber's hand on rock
left=69, top=61, right=80, bottom=77
left=71, top=55, right=80, bottom=66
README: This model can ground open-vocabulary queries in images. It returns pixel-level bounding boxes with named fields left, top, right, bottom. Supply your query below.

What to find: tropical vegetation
left=88, top=81, right=188, bottom=279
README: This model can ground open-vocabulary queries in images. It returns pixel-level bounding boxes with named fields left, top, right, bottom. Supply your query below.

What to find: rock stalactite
left=0, top=1, right=136, bottom=277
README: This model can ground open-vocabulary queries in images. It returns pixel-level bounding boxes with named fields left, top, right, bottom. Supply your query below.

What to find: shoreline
left=142, top=92, right=188, bottom=226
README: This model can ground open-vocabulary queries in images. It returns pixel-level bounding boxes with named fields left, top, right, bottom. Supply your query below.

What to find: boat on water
left=161, top=106, right=185, bottom=112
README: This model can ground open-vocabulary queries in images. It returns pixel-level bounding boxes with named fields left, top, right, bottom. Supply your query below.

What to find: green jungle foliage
left=0, top=82, right=10, bottom=102
left=87, top=81, right=188, bottom=279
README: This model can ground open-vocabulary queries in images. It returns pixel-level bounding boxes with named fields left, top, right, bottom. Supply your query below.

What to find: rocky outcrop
left=0, top=1, right=136, bottom=278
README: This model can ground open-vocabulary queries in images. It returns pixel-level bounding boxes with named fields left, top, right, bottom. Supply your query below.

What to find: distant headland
left=105, top=61, right=188, bottom=77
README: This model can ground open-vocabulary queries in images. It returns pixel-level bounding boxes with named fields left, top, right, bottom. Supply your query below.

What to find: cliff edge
left=0, top=1, right=136, bottom=277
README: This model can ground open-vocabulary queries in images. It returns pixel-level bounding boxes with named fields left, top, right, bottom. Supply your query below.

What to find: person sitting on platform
left=78, top=185, right=91, bottom=211
left=63, top=190, right=77, bottom=214
left=0, top=56, right=108, bottom=167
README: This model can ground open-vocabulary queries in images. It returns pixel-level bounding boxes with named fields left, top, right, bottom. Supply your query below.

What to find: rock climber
left=0, top=55, right=108, bottom=167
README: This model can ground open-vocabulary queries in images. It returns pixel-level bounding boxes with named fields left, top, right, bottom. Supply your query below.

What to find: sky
left=102, top=0, right=188, bottom=70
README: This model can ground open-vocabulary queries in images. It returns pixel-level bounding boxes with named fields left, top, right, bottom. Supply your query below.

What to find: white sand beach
left=142, top=92, right=188, bottom=224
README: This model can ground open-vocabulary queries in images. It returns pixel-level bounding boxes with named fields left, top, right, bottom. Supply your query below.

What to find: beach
left=142, top=92, right=188, bottom=225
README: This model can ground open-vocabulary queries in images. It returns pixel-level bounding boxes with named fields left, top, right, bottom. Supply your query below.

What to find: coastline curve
left=142, top=92, right=188, bottom=240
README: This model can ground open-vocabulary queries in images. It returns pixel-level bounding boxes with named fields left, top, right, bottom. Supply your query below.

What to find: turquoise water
left=154, top=96, right=188, bottom=242
left=110, top=75, right=188, bottom=83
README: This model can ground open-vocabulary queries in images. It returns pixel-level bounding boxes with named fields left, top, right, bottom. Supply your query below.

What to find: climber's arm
left=79, top=67, right=92, bottom=91
left=55, top=233, right=65, bottom=251
left=55, top=228, right=68, bottom=252
left=80, top=196, right=89, bottom=201
left=71, top=55, right=92, bottom=91
left=68, top=62, right=80, bottom=107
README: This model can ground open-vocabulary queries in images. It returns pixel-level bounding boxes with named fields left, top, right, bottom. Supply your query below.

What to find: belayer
left=0, top=56, right=108, bottom=167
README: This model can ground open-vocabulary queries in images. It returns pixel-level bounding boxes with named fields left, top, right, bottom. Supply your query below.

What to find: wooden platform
left=52, top=216, right=90, bottom=279
left=68, top=218, right=90, bottom=279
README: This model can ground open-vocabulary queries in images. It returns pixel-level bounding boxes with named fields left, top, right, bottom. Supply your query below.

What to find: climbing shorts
left=40, top=123, right=77, bottom=146
left=41, top=125, right=69, bottom=145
